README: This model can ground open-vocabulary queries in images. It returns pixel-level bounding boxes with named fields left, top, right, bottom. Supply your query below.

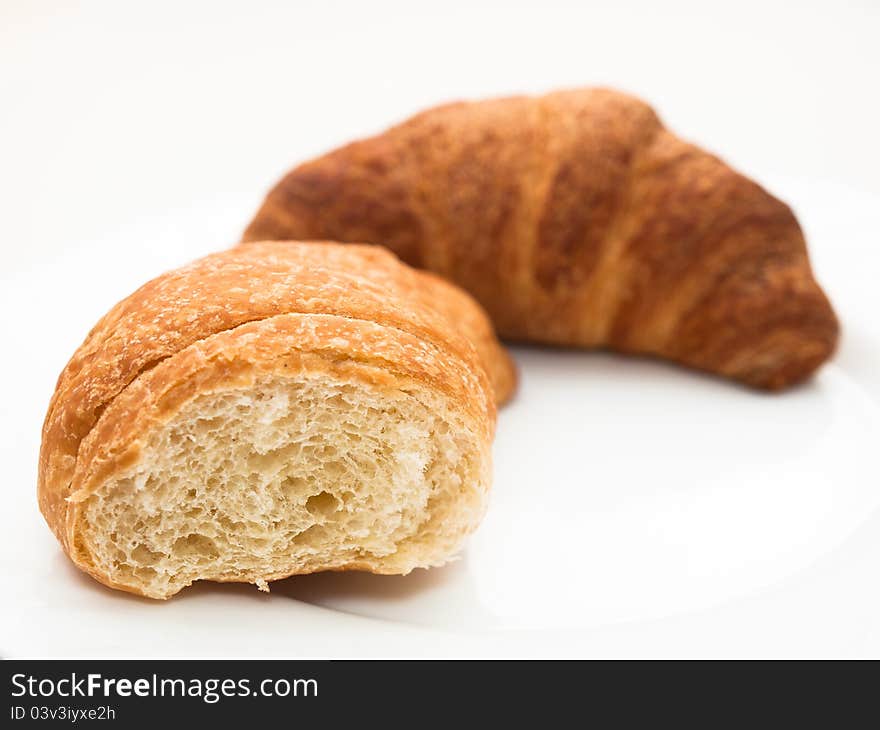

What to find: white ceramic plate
left=2, top=180, right=878, bottom=658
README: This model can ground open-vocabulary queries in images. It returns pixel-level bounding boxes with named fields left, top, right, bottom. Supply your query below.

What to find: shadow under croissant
left=267, top=561, right=465, bottom=603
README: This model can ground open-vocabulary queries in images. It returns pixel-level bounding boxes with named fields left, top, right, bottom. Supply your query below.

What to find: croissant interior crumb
left=79, top=373, right=488, bottom=599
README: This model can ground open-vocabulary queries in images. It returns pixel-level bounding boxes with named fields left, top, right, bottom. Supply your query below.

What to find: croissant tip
left=740, top=317, right=840, bottom=391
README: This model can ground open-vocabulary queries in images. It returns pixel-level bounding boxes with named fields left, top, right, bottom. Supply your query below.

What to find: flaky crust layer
left=39, top=242, right=512, bottom=557
left=243, top=87, right=839, bottom=389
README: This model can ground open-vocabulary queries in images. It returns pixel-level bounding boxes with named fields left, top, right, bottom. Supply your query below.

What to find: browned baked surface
left=243, top=87, right=839, bottom=389
left=38, top=242, right=514, bottom=554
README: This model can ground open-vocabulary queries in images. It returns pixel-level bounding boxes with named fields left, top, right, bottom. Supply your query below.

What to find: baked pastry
left=38, top=242, right=513, bottom=599
left=243, top=87, right=839, bottom=389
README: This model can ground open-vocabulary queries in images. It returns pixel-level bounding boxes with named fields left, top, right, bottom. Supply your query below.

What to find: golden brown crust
left=38, top=242, right=512, bottom=553
left=243, top=87, right=839, bottom=388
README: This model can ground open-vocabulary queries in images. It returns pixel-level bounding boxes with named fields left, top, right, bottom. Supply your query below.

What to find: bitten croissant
left=38, top=242, right=513, bottom=599
left=244, top=87, right=839, bottom=389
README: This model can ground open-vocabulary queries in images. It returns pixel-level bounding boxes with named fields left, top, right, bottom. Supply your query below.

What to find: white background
left=2, top=0, right=879, bottom=657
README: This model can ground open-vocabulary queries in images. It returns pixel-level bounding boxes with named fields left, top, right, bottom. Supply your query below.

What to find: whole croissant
left=244, top=88, right=839, bottom=390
